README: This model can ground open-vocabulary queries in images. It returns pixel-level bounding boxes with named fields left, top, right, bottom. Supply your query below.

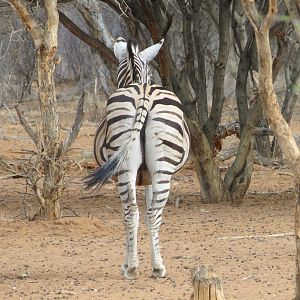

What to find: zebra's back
left=94, top=83, right=190, bottom=184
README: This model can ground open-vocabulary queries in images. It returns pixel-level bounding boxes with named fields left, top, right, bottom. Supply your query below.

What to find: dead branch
left=15, top=105, right=39, bottom=147
left=58, top=91, right=85, bottom=157
left=101, top=0, right=131, bottom=17
left=216, top=232, right=294, bottom=240
left=58, top=9, right=117, bottom=65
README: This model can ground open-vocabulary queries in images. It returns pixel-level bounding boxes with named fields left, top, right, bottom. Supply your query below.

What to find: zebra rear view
left=85, top=37, right=190, bottom=279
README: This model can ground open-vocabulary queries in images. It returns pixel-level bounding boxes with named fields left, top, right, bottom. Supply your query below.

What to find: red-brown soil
left=0, top=100, right=299, bottom=299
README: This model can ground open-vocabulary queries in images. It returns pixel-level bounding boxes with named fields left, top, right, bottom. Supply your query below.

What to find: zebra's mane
left=127, top=39, right=140, bottom=83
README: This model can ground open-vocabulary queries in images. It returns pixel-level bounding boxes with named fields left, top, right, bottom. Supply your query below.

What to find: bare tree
left=242, top=0, right=300, bottom=298
left=9, top=0, right=84, bottom=220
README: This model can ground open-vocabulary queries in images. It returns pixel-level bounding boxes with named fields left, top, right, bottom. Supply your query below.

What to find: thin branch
left=15, top=105, right=39, bottom=147
left=0, top=102, right=16, bottom=124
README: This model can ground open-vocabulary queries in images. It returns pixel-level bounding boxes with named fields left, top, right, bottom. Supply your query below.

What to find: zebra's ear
left=114, top=37, right=127, bottom=61
left=139, top=39, right=164, bottom=63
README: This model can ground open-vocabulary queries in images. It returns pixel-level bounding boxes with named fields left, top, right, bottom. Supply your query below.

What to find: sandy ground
left=0, top=99, right=299, bottom=300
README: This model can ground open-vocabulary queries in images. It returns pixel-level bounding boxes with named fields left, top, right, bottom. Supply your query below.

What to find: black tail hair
left=84, top=155, right=119, bottom=189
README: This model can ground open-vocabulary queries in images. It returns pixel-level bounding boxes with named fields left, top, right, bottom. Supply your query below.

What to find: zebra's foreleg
left=145, top=178, right=170, bottom=278
left=118, top=173, right=139, bottom=279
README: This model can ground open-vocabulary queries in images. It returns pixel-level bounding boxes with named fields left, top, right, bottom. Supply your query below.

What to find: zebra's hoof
left=121, top=264, right=138, bottom=280
left=152, top=266, right=166, bottom=278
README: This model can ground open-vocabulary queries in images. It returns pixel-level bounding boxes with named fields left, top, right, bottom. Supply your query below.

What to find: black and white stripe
left=85, top=38, right=190, bottom=280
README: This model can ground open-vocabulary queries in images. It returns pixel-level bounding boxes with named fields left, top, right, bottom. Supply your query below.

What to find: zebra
left=85, top=37, right=190, bottom=279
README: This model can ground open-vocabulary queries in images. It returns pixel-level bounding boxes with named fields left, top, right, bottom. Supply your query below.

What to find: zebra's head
left=114, top=37, right=164, bottom=88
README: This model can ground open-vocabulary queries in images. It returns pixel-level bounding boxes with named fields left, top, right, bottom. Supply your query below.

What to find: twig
left=242, top=275, right=254, bottom=280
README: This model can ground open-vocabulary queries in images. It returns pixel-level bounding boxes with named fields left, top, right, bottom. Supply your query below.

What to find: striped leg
left=118, top=171, right=140, bottom=279
left=145, top=177, right=170, bottom=278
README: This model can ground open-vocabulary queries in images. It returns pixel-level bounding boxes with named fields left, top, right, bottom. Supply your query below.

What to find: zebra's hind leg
left=145, top=178, right=170, bottom=278
left=118, top=172, right=139, bottom=279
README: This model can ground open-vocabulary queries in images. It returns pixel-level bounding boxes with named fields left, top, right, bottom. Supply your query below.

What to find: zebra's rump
left=93, top=83, right=190, bottom=185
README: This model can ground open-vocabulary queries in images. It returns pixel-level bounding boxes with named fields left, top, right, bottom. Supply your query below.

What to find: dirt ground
left=0, top=99, right=299, bottom=300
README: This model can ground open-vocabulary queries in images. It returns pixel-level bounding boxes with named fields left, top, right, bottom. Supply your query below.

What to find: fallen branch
left=275, top=171, right=295, bottom=178
left=216, top=232, right=294, bottom=240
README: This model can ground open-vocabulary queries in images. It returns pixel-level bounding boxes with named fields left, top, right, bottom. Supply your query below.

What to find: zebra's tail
left=84, top=145, right=128, bottom=189
left=84, top=91, right=150, bottom=189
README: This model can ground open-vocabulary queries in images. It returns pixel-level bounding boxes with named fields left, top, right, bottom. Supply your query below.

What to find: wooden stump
left=191, top=266, right=225, bottom=300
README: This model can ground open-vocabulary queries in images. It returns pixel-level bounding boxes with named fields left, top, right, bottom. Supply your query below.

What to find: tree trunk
left=187, top=119, right=230, bottom=203
left=228, top=35, right=256, bottom=203
left=36, top=3, right=61, bottom=220
left=225, top=100, right=262, bottom=203
left=10, top=0, right=67, bottom=220
left=204, top=0, right=232, bottom=145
